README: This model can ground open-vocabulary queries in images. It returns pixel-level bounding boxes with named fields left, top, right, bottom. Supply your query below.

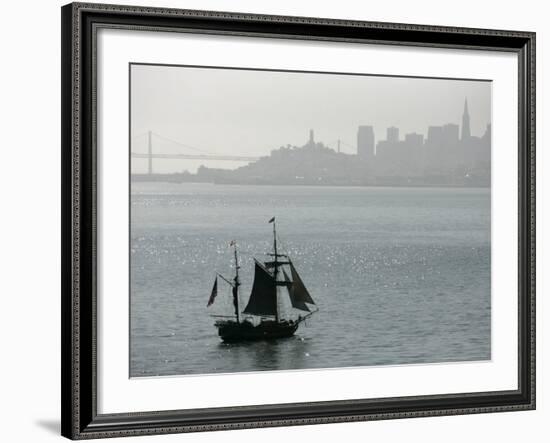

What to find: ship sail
left=288, top=260, right=315, bottom=310
left=243, top=261, right=277, bottom=316
left=283, top=268, right=310, bottom=312
left=206, top=276, right=218, bottom=307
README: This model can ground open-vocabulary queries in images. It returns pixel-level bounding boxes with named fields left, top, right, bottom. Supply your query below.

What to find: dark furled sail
left=207, top=277, right=218, bottom=307
left=289, top=260, right=315, bottom=309
left=283, top=268, right=310, bottom=312
left=243, top=261, right=277, bottom=316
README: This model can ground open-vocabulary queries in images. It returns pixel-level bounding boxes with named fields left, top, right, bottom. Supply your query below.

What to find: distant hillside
left=218, top=142, right=364, bottom=186
left=132, top=138, right=490, bottom=188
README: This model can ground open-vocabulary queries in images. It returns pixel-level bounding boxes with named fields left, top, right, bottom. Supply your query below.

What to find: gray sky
left=130, top=64, right=491, bottom=173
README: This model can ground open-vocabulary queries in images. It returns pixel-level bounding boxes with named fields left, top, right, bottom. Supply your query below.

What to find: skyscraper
left=387, top=126, right=399, bottom=143
left=443, top=123, right=460, bottom=143
left=461, top=98, right=471, bottom=141
left=357, top=125, right=375, bottom=159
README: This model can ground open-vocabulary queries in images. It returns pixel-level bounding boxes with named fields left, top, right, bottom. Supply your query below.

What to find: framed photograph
left=61, top=2, right=536, bottom=439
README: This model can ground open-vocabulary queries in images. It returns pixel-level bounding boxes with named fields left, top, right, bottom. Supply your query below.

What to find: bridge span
left=132, top=131, right=260, bottom=174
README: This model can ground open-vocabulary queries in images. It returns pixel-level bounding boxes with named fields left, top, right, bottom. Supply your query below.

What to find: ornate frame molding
left=61, top=2, right=535, bottom=439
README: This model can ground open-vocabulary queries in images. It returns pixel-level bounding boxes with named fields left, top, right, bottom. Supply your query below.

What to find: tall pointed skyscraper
left=461, top=98, right=471, bottom=141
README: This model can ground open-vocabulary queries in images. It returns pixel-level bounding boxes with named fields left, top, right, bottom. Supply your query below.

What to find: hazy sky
left=130, top=64, right=491, bottom=173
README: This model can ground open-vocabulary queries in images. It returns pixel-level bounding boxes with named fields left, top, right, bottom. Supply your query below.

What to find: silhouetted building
left=376, top=127, right=404, bottom=176
left=442, top=123, right=460, bottom=169
left=357, top=125, right=375, bottom=160
left=405, top=132, right=424, bottom=146
left=427, top=126, right=443, bottom=145
left=387, top=126, right=399, bottom=143
left=306, top=129, right=316, bottom=147
left=404, top=133, right=424, bottom=174
left=479, top=123, right=491, bottom=168
left=483, top=123, right=491, bottom=144
left=461, top=98, right=471, bottom=141
left=443, top=123, right=459, bottom=143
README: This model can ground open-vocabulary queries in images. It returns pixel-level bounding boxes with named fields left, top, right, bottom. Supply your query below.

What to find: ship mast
left=271, top=218, right=280, bottom=323
left=232, top=241, right=241, bottom=324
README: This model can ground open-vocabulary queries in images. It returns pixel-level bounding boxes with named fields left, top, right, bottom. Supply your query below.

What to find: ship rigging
left=206, top=218, right=318, bottom=342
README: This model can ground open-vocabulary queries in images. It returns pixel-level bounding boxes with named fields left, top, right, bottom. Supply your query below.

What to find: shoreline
left=130, top=177, right=490, bottom=190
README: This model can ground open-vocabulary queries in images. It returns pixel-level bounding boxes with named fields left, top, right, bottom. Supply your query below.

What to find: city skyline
left=356, top=98, right=489, bottom=154
left=133, top=96, right=490, bottom=188
left=131, top=64, right=491, bottom=174
left=354, top=98, right=490, bottom=181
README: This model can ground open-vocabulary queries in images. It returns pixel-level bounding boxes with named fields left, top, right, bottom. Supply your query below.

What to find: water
left=130, top=182, right=490, bottom=377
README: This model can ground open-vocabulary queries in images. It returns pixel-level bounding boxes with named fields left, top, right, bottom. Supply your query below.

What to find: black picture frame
left=61, top=2, right=536, bottom=439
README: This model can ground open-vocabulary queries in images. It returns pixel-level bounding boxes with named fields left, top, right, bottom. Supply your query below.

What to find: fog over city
left=130, top=63, right=491, bottom=182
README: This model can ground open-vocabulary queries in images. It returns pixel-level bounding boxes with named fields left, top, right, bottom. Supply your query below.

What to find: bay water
left=130, top=182, right=490, bottom=377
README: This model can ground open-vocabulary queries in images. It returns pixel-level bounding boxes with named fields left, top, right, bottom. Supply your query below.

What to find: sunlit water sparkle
left=130, top=182, right=490, bottom=377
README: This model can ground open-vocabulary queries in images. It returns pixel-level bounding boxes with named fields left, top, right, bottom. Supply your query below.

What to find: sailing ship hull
left=215, top=319, right=299, bottom=342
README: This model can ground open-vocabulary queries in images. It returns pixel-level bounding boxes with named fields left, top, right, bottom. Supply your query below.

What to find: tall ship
left=206, top=217, right=318, bottom=342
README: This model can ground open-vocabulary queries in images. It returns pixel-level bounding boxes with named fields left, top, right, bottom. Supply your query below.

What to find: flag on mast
left=268, top=217, right=275, bottom=223
left=206, top=276, right=218, bottom=307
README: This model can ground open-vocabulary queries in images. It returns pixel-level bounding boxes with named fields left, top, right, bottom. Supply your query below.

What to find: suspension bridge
left=131, top=130, right=356, bottom=175
left=131, top=131, right=261, bottom=174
